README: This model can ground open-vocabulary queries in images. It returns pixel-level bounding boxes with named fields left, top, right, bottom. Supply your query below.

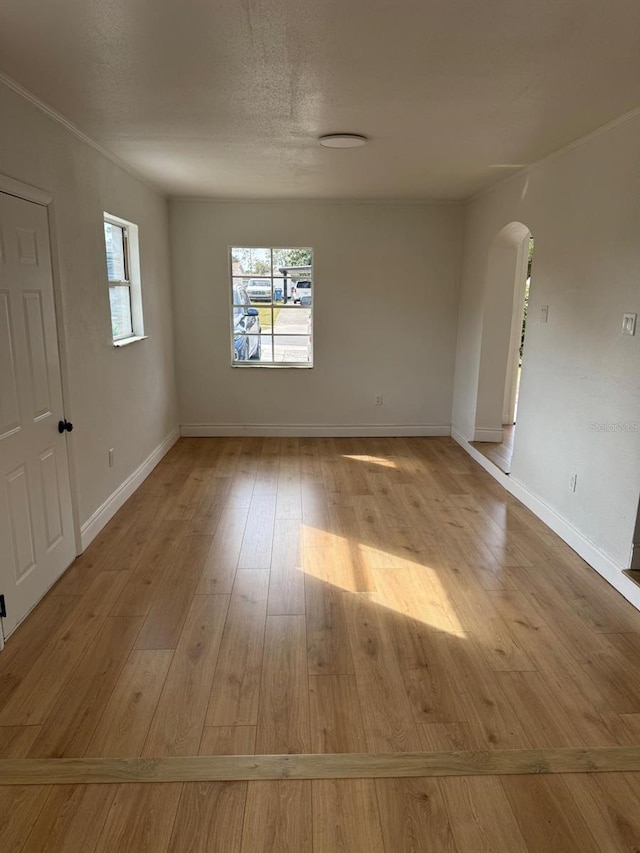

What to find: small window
left=230, top=247, right=313, bottom=367
left=104, top=214, right=145, bottom=344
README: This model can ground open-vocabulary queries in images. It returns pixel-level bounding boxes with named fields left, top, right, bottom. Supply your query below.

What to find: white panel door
left=0, top=191, right=75, bottom=639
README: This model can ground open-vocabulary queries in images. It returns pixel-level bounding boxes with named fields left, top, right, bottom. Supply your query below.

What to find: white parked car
left=246, top=279, right=271, bottom=302
left=295, top=280, right=312, bottom=305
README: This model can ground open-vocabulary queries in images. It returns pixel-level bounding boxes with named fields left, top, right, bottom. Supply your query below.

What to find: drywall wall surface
left=170, top=200, right=463, bottom=431
left=452, top=116, right=640, bottom=567
left=0, top=82, right=178, bottom=529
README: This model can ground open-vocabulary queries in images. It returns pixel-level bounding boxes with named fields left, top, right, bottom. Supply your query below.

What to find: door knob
left=58, top=419, right=74, bottom=434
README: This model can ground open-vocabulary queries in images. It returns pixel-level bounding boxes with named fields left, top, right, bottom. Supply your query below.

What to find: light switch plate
left=622, top=313, right=637, bottom=336
left=539, top=305, right=549, bottom=323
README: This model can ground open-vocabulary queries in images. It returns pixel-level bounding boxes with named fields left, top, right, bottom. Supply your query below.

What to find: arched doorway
left=472, top=222, right=532, bottom=472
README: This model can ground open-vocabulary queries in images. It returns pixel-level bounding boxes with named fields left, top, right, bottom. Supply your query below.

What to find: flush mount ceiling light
left=318, top=133, right=368, bottom=149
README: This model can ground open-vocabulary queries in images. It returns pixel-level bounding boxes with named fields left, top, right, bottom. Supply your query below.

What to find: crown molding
left=170, top=196, right=463, bottom=206
left=0, top=71, right=162, bottom=196
left=466, top=104, right=640, bottom=204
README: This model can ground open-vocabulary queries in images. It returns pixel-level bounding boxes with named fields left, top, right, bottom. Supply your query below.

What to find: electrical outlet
left=622, top=313, right=637, bottom=336
left=569, top=473, right=577, bottom=493
left=108, top=448, right=115, bottom=468
left=375, top=394, right=383, bottom=406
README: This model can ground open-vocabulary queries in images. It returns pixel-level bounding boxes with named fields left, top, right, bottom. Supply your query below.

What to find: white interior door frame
left=501, top=232, right=531, bottom=426
left=0, top=172, right=81, bottom=648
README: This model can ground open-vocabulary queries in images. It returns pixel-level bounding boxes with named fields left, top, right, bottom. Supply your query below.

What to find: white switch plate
left=622, top=313, right=637, bottom=336
left=540, top=305, right=549, bottom=323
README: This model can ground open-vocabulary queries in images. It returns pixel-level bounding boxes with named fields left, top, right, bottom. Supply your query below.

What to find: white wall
left=452, top=115, right=640, bottom=570
left=170, top=200, right=463, bottom=433
left=0, top=82, right=178, bottom=533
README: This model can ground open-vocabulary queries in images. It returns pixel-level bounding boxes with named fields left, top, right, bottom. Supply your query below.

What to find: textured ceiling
left=1, top=0, right=639, bottom=199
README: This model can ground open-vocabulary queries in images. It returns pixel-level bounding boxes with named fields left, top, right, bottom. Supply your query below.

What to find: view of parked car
left=295, top=280, right=312, bottom=305
left=246, top=278, right=272, bottom=302
left=233, top=282, right=261, bottom=360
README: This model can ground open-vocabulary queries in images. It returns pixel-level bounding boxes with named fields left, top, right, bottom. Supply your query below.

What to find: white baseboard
left=473, top=428, right=504, bottom=442
left=180, top=423, right=451, bottom=438
left=80, top=428, right=180, bottom=551
left=452, top=426, right=640, bottom=612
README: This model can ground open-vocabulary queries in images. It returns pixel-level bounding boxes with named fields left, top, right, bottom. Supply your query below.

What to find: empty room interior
left=1, top=0, right=640, bottom=850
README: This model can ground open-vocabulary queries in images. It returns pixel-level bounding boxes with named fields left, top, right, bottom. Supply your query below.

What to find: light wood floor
left=1, top=436, right=640, bottom=851
left=472, top=423, right=516, bottom=472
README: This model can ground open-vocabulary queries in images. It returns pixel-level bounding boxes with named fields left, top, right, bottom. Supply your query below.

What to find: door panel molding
left=0, top=184, right=78, bottom=645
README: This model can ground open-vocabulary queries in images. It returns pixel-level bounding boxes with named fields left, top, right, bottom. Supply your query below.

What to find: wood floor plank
left=255, top=615, right=311, bottom=754
left=94, top=782, right=183, bottom=853
left=187, top=475, right=231, bottom=535
left=195, top=506, right=249, bottom=594
left=372, top=565, right=461, bottom=645
left=470, top=615, right=536, bottom=672
left=206, top=570, right=269, bottom=726
left=268, top=518, right=305, bottom=615
left=533, top=544, right=640, bottom=634
left=135, top=534, right=213, bottom=650
left=495, top=670, right=596, bottom=748
left=0, top=594, right=74, bottom=715
left=501, top=775, right=601, bottom=853
left=305, top=573, right=355, bottom=676
left=0, top=785, right=50, bottom=853
left=4, top=746, right=640, bottom=785
left=237, top=494, right=276, bottom=569
left=19, top=784, right=117, bottom=853
left=252, top=439, right=281, bottom=496
left=376, top=777, right=459, bottom=853
left=275, top=442, right=302, bottom=520
left=308, top=674, right=367, bottom=753
left=0, top=572, right=130, bottom=726
left=328, top=504, right=377, bottom=590
left=143, top=594, right=229, bottom=756
left=580, top=633, right=640, bottom=714
left=418, top=723, right=481, bottom=753
left=199, top=726, right=257, bottom=755
left=0, top=726, right=42, bottom=758
left=110, top=520, right=188, bottom=617
left=104, top=495, right=173, bottom=571
left=167, top=782, right=247, bottom=853
left=439, top=629, right=532, bottom=750
left=313, top=779, right=385, bottom=853
left=86, top=649, right=174, bottom=757
left=27, top=616, right=144, bottom=758
left=350, top=496, right=399, bottom=575
left=439, top=776, right=527, bottom=853
left=345, top=593, right=423, bottom=753
left=240, top=780, right=312, bottom=853
left=226, top=440, right=260, bottom=509
left=401, top=632, right=470, bottom=726
left=489, top=590, right=626, bottom=745
left=166, top=468, right=211, bottom=521
left=562, top=772, right=640, bottom=852
left=620, top=712, right=640, bottom=742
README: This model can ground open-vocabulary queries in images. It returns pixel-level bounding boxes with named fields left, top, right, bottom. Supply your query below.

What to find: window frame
left=103, top=212, right=146, bottom=346
left=229, top=246, right=314, bottom=369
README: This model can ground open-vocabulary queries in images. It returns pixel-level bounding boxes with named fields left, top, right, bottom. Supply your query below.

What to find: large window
left=230, top=247, right=313, bottom=367
left=104, top=213, right=145, bottom=345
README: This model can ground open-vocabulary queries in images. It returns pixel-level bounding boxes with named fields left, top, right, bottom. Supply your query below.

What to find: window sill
left=232, top=362, right=313, bottom=369
left=113, top=335, right=148, bottom=348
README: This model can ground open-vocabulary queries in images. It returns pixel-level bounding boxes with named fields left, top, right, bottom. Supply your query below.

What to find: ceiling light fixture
left=319, top=133, right=368, bottom=149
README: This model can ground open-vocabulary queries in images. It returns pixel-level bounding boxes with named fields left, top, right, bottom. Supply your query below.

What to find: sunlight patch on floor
left=298, top=524, right=464, bottom=634
left=341, top=454, right=398, bottom=469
